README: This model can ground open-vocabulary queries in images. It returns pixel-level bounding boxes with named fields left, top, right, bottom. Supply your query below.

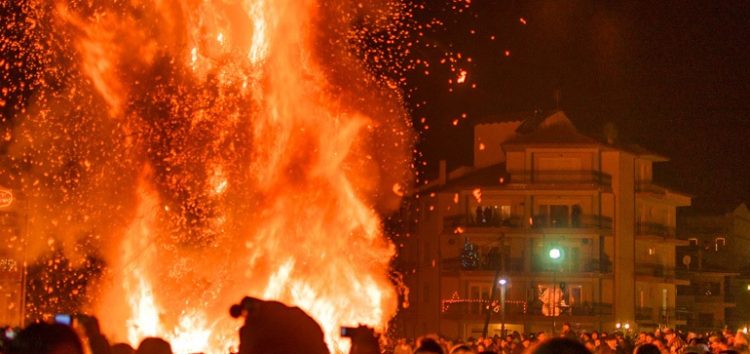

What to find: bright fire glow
left=21, top=0, right=414, bottom=353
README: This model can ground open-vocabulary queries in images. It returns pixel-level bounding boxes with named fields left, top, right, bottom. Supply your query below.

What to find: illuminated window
left=715, top=237, right=726, bottom=251
left=499, top=205, right=511, bottom=220
left=648, top=248, right=656, bottom=256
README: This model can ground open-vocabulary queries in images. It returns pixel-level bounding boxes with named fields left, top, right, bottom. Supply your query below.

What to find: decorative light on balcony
left=441, top=291, right=527, bottom=313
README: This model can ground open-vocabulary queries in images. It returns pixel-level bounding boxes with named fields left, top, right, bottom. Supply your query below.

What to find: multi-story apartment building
left=677, top=203, right=750, bottom=330
left=406, top=111, right=690, bottom=339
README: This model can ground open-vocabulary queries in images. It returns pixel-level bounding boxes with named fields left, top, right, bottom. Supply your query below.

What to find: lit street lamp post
left=549, top=247, right=562, bottom=334
left=499, top=278, right=508, bottom=336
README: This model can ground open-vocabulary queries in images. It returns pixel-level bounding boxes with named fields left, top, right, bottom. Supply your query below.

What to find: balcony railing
left=531, top=214, right=612, bottom=230
left=508, top=171, right=612, bottom=188
left=442, top=255, right=611, bottom=274
left=442, top=256, right=525, bottom=273
left=444, top=215, right=524, bottom=232
left=441, top=300, right=613, bottom=318
left=636, top=222, right=675, bottom=237
left=636, top=181, right=667, bottom=194
left=635, top=264, right=686, bottom=280
left=444, top=214, right=613, bottom=234
left=635, top=307, right=685, bottom=322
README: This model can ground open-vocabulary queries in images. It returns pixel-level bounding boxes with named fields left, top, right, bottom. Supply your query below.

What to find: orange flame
left=42, top=0, right=412, bottom=353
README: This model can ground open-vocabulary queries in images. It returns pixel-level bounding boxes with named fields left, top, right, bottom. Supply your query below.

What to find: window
left=474, top=203, right=512, bottom=226
left=536, top=283, right=582, bottom=316
left=535, top=203, right=585, bottom=228
left=688, top=238, right=698, bottom=247
left=550, top=205, right=569, bottom=227
left=639, top=288, right=645, bottom=308
left=648, top=248, right=656, bottom=256
left=702, top=282, right=721, bottom=296
left=469, top=283, right=492, bottom=314
left=715, top=237, right=726, bottom=251
left=499, top=205, right=511, bottom=220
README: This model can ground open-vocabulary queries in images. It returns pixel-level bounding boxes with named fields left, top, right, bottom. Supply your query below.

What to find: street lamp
left=499, top=278, right=508, bottom=336
left=549, top=246, right=564, bottom=333
left=549, top=247, right=562, bottom=260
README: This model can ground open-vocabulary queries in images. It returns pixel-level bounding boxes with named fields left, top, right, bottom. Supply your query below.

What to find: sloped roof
left=473, top=110, right=556, bottom=126
left=419, top=163, right=508, bottom=194
left=502, top=111, right=603, bottom=147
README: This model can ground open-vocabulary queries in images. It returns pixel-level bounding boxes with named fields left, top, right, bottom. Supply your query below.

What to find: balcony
left=636, top=222, right=675, bottom=238
left=441, top=300, right=613, bottom=321
left=531, top=214, right=612, bottom=232
left=636, top=181, right=668, bottom=195
left=635, top=307, right=686, bottom=323
left=443, top=215, right=524, bottom=233
left=444, top=212, right=612, bottom=235
left=442, top=254, right=611, bottom=275
left=635, top=264, right=688, bottom=283
left=508, top=171, right=612, bottom=189
left=441, top=255, right=524, bottom=273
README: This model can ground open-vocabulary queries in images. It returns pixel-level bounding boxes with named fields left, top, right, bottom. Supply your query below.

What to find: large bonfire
left=1, top=0, right=413, bottom=352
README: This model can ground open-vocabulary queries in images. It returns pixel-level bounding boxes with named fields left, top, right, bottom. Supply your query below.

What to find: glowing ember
left=472, top=188, right=482, bottom=203
left=4, top=0, right=413, bottom=353
left=456, top=70, right=467, bottom=84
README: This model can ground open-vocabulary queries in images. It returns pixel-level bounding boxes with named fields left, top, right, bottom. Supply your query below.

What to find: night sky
left=404, top=1, right=750, bottom=210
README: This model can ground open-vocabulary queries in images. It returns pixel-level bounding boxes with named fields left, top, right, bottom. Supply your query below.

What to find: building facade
left=676, top=203, right=750, bottom=330
left=406, top=111, right=690, bottom=339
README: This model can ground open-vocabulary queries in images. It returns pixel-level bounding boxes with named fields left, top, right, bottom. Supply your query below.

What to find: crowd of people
left=395, top=322, right=750, bottom=354
left=2, top=298, right=750, bottom=354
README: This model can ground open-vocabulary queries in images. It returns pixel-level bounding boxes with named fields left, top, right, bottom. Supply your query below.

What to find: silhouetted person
left=413, top=338, right=443, bottom=354
left=561, top=323, right=577, bottom=341
left=9, top=323, right=84, bottom=354
left=530, top=338, right=590, bottom=354
left=571, top=205, right=582, bottom=227
left=634, top=343, right=661, bottom=354
left=483, top=207, right=492, bottom=225
left=231, top=297, right=329, bottom=354
left=110, top=343, right=135, bottom=354
left=449, top=344, right=475, bottom=354
left=135, top=338, right=171, bottom=354
left=77, top=316, right=110, bottom=354
left=344, top=326, right=380, bottom=354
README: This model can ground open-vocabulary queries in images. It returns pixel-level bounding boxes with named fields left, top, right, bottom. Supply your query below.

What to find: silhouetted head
left=635, top=343, right=662, bottom=354
left=529, top=338, right=589, bottom=354
left=135, top=338, right=172, bottom=354
left=110, top=343, right=135, bottom=354
left=234, top=297, right=329, bottom=354
left=9, top=323, right=84, bottom=354
left=413, top=338, right=444, bottom=354
left=449, top=344, right=475, bottom=354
